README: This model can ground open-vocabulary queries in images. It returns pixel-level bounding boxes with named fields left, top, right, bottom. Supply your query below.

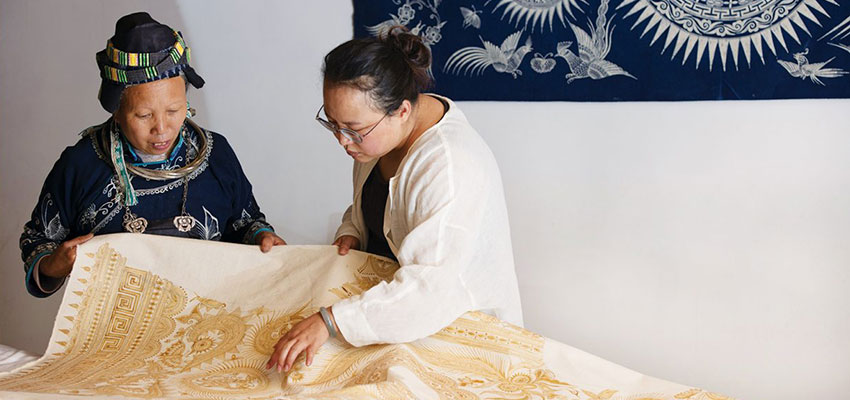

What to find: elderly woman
left=19, top=12, right=285, bottom=298
left=267, top=27, right=522, bottom=372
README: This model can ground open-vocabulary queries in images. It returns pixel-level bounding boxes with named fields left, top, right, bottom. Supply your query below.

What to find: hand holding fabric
left=39, top=233, right=94, bottom=278
left=333, top=235, right=360, bottom=255
left=256, top=231, right=286, bottom=253
left=266, top=308, right=338, bottom=372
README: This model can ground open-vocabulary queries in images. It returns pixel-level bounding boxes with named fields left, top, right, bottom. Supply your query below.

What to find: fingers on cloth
left=266, top=337, right=294, bottom=371
left=285, top=340, right=310, bottom=370
left=277, top=339, right=298, bottom=371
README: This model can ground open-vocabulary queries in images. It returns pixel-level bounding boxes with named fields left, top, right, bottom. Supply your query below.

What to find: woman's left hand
left=266, top=311, right=333, bottom=372
left=256, top=231, right=286, bottom=253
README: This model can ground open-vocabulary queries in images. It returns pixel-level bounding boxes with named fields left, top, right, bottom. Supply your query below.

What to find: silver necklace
left=172, top=177, right=195, bottom=232
left=121, top=126, right=203, bottom=234
left=122, top=177, right=194, bottom=233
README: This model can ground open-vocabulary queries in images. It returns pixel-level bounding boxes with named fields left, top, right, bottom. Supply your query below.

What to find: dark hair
left=323, top=26, right=432, bottom=113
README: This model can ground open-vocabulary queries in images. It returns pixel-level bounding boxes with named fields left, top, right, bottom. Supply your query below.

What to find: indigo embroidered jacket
left=20, top=120, right=274, bottom=298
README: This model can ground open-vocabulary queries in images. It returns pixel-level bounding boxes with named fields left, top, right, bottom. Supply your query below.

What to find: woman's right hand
left=333, top=235, right=360, bottom=255
left=39, top=233, right=94, bottom=278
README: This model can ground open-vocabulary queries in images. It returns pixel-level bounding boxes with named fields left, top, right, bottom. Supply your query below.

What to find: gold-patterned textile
left=0, top=234, right=733, bottom=399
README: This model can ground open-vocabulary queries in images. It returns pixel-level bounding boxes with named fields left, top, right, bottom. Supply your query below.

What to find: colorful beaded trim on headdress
left=100, top=30, right=192, bottom=84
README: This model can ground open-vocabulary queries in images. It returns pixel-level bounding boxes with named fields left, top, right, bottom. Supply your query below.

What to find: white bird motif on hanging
left=365, top=14, right=408, bottom=36
left=556, top=0, right=635, bottom=84
left=777, top=49, right=848, bottom=86
left=444, top=30, right=533, bottom=79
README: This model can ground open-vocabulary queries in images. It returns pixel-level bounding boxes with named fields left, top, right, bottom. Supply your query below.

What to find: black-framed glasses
left=315, top=105, right=389, bottom=144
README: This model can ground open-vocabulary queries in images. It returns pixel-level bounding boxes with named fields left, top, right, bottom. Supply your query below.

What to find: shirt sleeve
left=334, top=204, right=362, bottom=241
left=228, top=194, right=275, bottom=245
left=34, top=256, right=67, bottom=295
left=332, top=141, right=486, bottom=346
left=20, top=150, right=77, bottom=298
left=334, top=161, right=367, bottom=243
left=211, top=133, right=276, bottom=245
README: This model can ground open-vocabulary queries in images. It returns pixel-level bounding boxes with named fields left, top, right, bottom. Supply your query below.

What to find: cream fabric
left=0, top=234, right=733, bottom=399
left=0, top=346, right=37, bottom=374
left=333, top=95, right=524, bottom=346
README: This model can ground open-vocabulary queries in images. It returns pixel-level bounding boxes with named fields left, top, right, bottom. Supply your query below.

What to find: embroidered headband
left=96, top=12, right=204, bottom=113
left=99, top=30, right=191, bottom=85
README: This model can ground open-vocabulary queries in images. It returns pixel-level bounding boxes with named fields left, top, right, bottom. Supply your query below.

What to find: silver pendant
left=124, top=216, right=148, bottom=233
left=173, top=215, right=195, bottom=232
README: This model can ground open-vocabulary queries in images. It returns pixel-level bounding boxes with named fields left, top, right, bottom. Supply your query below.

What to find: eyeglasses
left=315, top=105, right=389, bottom=144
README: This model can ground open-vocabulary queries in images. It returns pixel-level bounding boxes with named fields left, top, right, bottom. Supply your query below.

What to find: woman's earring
left=186, top=101, right=196, bottom=118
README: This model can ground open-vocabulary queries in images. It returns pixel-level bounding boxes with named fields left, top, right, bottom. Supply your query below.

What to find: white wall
left=2, top=1, right=848, bottom=399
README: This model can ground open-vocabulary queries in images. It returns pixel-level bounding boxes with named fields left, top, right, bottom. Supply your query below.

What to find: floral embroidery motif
left=231, top=209, right=253, bottom=232
left=39, top=194, right=69, bottom=241
left=191, top=206, right=221, bottom=240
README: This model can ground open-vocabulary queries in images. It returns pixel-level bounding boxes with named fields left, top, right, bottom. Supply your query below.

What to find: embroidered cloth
left=0, top=234, right=732, bottom=399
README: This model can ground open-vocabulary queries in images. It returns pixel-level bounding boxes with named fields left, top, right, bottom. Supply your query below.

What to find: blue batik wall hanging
left=352, top=0, right=850, bottom=101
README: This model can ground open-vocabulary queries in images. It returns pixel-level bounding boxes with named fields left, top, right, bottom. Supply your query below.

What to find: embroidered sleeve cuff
left=242, top=221, right=274, bottom=245
left=34, top=256, right=67, bottom=294
left=331, top=298, right=379, bottom=347
left=24, top=250, right=64, bottom=297
left=251, top=228, right=273, bottom=242
left=23, top=242, right=60, bottom=272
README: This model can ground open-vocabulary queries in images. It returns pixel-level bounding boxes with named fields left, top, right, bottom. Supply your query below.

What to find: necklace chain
left=118, top=119, right=207, bottom=233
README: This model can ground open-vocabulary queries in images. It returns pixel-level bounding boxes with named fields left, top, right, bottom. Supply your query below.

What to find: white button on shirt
left=332, top=95, right=523, bottom=347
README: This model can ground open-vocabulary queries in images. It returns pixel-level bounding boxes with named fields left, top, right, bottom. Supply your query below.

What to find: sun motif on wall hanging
left=489, top=0, right=587, bottom=32
left=618, top=0, right=839, bottom=70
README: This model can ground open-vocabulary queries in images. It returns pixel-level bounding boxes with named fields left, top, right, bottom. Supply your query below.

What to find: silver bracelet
left=319, top=307, right=337, bottom=338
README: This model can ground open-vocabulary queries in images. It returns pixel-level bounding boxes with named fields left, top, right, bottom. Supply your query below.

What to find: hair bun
left=382, top=26, right=432, bottom=90
left=323, top=25, right=433, bottom=113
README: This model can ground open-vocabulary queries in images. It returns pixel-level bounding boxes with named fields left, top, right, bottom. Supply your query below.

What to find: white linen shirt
left=332, top=95, right=523, bottom=346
